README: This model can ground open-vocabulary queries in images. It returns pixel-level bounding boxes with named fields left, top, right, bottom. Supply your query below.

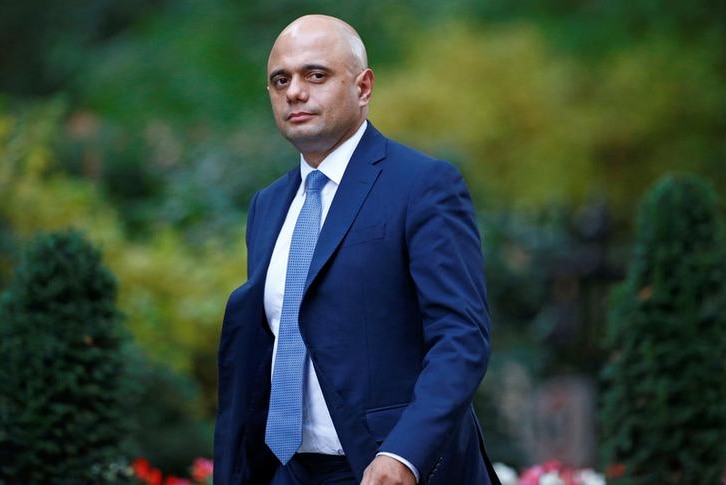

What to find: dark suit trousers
left=270, top=453, right=357, bottom=485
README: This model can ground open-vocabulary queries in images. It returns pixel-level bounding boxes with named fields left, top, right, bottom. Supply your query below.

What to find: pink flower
left=542, top=460, right=564, bottom=473
left=520, top=465, right=545, bottom=485
left=514, top=460, right=607, bottom=485
left=192, top=457, right=214, bottom=483
left=558, top=468, right=577, bottom=485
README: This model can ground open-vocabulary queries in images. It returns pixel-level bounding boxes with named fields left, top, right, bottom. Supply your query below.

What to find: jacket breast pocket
left=341, top=223, right=386, bottom=248
left=365, top=402, right=408, bottom=443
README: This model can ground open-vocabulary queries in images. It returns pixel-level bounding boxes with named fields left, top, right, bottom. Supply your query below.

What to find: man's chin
left=283, top=128, right=327, bottom=151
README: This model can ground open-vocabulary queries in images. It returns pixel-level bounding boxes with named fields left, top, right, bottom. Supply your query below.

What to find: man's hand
left=361, top=455, right=416, bottom=485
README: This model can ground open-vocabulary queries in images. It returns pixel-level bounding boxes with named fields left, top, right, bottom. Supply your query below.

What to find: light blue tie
left=265, top=169, right=329, bottom=464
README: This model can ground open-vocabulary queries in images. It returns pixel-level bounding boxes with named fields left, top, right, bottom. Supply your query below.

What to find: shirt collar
left=299, top=120, right=368, bottom=187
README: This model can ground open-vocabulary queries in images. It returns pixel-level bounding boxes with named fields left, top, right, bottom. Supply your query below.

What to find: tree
left=600, top=174, right=726, bottom=483
left=0, top=231, right=134, bottom=483
left=372, top=23, right=726, bottom=215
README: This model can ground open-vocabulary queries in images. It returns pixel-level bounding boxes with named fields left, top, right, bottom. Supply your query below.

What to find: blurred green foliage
left=0, top=231, right=134, bottom=483
left=128, top=360, right=215, bottom=476
left=601, top=175, right=726, bottom=482
left=373, top=23, right=725, bottom=213
left=0, top=0, right=167, bottom=96
left=1, top=0, right=724, bottom=472
left=0, top=100, right=245, bottom=386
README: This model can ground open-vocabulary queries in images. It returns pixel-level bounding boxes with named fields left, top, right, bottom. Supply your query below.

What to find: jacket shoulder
left=254, top=169, right=297, bottom=202
left=382, top=135, right=462, bottom=180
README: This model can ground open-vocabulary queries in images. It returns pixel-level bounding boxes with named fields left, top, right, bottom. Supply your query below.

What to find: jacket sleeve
left=245, top=191, right=260, bottom=279
left=378, top=160, right=492, bottom=479
left=213, top=190, right=260, bottom=484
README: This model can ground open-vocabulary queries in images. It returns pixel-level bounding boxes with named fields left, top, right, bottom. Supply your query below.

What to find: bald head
left=270, top=15, right=368, bottom=74
left=266, top=15, right=374, bottom=166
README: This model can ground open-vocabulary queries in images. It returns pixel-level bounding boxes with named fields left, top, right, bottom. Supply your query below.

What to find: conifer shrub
left=0, top=230, right=134, bottom=483
left=600, top=174, right=726, bottom=483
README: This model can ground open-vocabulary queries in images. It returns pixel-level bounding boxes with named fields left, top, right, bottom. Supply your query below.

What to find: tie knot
left=305, top=170, right=328, bottom=193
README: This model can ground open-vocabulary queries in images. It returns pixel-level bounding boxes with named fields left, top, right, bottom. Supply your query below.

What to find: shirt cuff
left=376, top=452, right=420, bottom=483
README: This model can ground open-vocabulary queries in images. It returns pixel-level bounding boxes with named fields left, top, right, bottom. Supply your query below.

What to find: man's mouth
left=287, top=111, right=315, bottom=122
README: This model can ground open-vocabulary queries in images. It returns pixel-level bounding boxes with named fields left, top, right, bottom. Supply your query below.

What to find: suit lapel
left=304, top=125, right=387, bottom=293
left=251, top=168, right=300, bottom=283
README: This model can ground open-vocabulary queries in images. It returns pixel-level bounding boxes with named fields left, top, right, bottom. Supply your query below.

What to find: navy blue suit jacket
left=214, top=124, right=499, bottom=484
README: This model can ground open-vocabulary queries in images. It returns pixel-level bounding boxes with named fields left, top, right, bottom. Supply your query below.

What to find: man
left=214, top=14, right=499, bottom=485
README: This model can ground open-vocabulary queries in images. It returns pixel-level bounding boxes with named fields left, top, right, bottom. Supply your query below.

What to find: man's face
left=267, top=26, right=371, bottom=163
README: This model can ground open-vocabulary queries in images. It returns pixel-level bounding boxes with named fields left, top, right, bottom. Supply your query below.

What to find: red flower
left=133, top=457, right=163, bottom=485
left=133, top=458, right=151, bottom=476
left=192, top=457, right=214, bottom=482
left=164, top=476, right=192, bottom=485
left=606, top=463, right=626, bottom=478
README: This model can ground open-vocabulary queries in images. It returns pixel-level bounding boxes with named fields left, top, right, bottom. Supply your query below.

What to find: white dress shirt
left=263, top=120, right=419, bottom=481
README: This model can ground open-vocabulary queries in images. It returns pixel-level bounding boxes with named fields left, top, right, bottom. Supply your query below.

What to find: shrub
left=0, top=230, right=134, bottom=483
left=128, top=361, right=214, bottom=476
left=600, top=174, right=726, bottom=483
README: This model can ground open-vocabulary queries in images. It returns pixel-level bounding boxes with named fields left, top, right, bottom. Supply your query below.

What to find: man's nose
left=286, top=75, right=308, bottom=103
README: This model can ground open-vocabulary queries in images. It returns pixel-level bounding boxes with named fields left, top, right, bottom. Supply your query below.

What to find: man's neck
left=301, top=120, right=367, bottom=167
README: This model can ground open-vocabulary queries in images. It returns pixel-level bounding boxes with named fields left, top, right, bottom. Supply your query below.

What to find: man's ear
left=357, top=68, right=375, bottom=105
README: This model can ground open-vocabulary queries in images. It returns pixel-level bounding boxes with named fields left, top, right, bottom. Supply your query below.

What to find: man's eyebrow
left=302, top=64, right=331, bottom=72
left=268, top=64, right=332, bottom=82
left=268, top=68, right=288, bottom=82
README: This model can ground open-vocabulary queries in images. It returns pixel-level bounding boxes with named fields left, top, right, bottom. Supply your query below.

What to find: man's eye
left=309, top=72, right=326, bottom=81
left=273, top=78, right=288, bottom=87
